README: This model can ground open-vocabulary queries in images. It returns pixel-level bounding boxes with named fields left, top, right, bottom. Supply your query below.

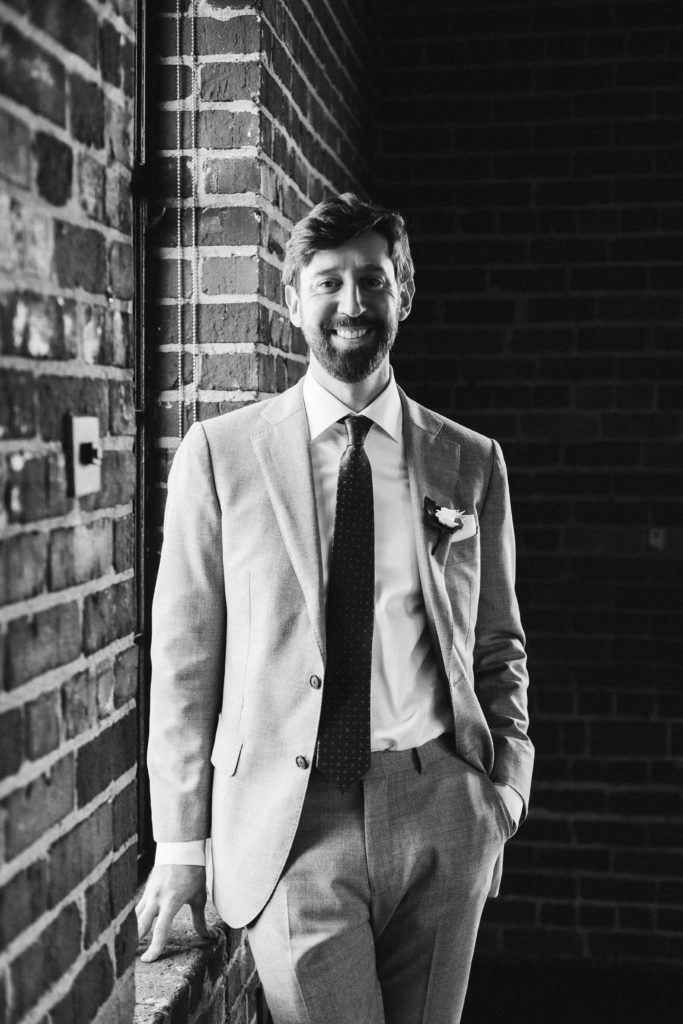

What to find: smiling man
left=137, top=193, right=533, bottom=1024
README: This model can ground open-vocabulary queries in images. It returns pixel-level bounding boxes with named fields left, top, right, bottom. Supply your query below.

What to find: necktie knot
left=343, top=415, right=373, bottom=448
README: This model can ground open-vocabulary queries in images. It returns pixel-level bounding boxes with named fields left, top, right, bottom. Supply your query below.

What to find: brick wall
left=150, top=0, right=372, bottom=452
left=376, top=0, right=683, bottom=970
left=0, top=1, right=138, bottom=1021
left=144, top=1, right=373, bottom=1021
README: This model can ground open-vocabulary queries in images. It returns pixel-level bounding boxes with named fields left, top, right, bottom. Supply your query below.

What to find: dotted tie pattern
left=316, top=415, right=375, bottom=792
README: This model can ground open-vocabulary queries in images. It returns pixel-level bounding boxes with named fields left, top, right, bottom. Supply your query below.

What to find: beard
left=301, top=313, right=400, bottom=383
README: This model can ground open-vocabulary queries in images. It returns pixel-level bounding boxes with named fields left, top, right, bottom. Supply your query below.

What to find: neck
left=308, top=355, right=392, bottom=412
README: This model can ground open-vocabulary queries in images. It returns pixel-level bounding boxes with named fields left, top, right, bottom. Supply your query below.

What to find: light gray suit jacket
left=148, top=378, right=533, bottom=927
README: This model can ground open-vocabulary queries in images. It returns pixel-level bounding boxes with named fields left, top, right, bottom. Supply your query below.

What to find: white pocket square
left=451, top=514, right=477, bottom=542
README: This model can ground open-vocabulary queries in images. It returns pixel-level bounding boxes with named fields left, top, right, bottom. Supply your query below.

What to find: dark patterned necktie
left=316, top=415, right=375, bottom=792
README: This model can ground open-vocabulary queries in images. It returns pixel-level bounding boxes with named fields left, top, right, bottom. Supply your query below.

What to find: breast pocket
left=447, top=532, right=479, bottom=565
left=445, top=510, right=479, bottom=565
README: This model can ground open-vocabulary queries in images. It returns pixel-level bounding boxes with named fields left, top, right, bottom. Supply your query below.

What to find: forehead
left=302, top=230, right=393, bottom=278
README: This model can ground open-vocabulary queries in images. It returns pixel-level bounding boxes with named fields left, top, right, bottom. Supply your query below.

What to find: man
left=137, top=193, right=533, bottom=1023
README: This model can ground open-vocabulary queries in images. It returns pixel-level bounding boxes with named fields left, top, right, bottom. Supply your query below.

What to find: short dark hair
left=282, top=192, right=414, bottom=291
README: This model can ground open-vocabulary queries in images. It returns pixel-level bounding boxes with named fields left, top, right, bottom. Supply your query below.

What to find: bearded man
left=136, top=193, right=533, bottom=1024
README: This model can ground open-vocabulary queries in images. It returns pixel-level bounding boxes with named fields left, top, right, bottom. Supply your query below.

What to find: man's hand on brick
left=135, top=864, right=213, bottom=962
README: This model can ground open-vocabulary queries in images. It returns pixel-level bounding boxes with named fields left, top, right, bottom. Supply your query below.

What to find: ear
left=398, top=278, right=415, bottom=321
left=284, top=284, right=302, bottom=327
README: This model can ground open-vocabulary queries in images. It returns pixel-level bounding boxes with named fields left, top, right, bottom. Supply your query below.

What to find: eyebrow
left=310, top=262, right=388, bottom=279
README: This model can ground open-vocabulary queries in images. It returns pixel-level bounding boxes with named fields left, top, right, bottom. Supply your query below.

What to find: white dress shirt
left=304, top=369, right=453, bottom=751
left=156, top=370, right=454, bottom=865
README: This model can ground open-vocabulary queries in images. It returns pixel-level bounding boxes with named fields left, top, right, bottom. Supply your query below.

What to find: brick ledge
left=135, top=898, right=257, bottom=1024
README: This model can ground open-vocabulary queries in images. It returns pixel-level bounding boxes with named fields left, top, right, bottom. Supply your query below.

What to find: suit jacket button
left=296, top=755, right=309, bottom=769
left=309, top=674, right=321, bottom=689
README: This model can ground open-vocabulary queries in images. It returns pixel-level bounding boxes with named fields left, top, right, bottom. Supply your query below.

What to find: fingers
left=140, top=905, right=176, bottom=963
left=135, top=896, right=157, bottom=943
left=136, top=865, right=214, bottom=962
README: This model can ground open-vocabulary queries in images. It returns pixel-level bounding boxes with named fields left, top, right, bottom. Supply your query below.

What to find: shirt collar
left=302, top=367, right=403, bottom=443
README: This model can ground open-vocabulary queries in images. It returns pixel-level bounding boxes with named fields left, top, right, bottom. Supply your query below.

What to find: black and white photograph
left=0, top=2, right=681, bottom=1023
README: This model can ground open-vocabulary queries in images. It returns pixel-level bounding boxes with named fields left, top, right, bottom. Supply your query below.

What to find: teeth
left=333, top=328, right=371, bottom=339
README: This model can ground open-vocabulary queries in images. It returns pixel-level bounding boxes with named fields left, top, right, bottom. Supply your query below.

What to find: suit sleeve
left=147, top=422, right=226, bottom=842
left=473, top=439, right=534, bottom=815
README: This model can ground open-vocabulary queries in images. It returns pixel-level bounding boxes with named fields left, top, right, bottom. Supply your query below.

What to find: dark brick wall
left=375, top=0, right=683, bottom=971
left=0, top=1, right=137, bottom=1021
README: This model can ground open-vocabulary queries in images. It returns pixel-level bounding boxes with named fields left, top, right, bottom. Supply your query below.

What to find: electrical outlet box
left=70, top=416, right=102, bottom=497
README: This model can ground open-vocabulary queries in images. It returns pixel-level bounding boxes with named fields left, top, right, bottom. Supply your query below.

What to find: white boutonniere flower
left=424, top=497, right=466, bottom=553
left=435, top=506, right=465, bottom=529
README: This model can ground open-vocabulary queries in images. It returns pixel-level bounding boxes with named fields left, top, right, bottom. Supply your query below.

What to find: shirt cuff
left=155, top=840, right=207, bottom=866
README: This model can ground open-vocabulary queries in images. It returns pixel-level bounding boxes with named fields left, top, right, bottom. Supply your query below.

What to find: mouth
left=329, top=326, right=375, bottom=343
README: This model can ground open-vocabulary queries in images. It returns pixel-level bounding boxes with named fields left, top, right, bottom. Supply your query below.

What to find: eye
left=362, top=276, right=385, bottom=289
left=315, top=278, right=340, bottom=292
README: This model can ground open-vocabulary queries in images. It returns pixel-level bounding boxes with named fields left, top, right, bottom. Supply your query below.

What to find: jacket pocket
left=210, top=713, right=243, bottom=776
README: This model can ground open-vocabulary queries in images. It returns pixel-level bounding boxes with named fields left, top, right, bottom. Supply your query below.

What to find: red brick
left=113, top=515, right=134, bottom=573
left=158, top=109, right=260, bottom=150
left=156, top=15, right=260, bottom=58
left=0, top=708, right=23, bottom=780
left=88, top=449, right=135, bottom=509
left=76, top=711, right=136, bottom=806
left=104, top=94, right=133, bottom=165
left=105, top=164, right=132, bottom=233
left=69, top=73, right=105, bottom=148
left=83, top=578, right=135, bottom=655
left=113, top=780, right=136, bottom=848
left=9, top=903, right=82, bottom=1022
left=150, top=255, right=192, bottom=300
left=3, top=291, right=74, bottom=360
left=111, top=845, right=136, bottom=915
left=24, top=689, right=61, bottom=759
left=35, top=133, right=73, bottom=207
left=0, top=859, right=48, bottom=949
left=0, top=23, right=66, bottom=125
left=85, top=870, right=110, bottom=947
left=0, top=109, right=31, bottom=187
left=49, top=520, right=113, bottom=590
left=114, top=645, right=137, bottom=708
left=200, top=61, right=260, bottom=102
left=2, top=755, right=75, bottom=858
left=157, top=61, right=192, bottom=101
left=201, top=256, right=259, bottom=296
left=28, top=0, right=98, bottom=66
left=153, top=301, right=261, bottom=348
left=99, top=19, right=123, bottom=87
left=94, top=658, right=115, bottom=719
left=54, top=222, right=106, bottom=293
left=108, top=240, right=134, bottom=300
left=78, top=152, right=105, bottom=222
left=6, top=601, right=81, bottom=688
left=115, top=908, right=138, bottom=976
left=0, top=532, right=47, bottom=603
left=51, top=945, right=114, bottom=1024
left=109, top=379, right=135, bottom=434
left=48, top=800, right=113, bottom=906
left=103, top=309, right=133, bottom=367
left=61, top=669, right=97, bottom=739
left=0, top=370, right=36, bottom=439
left=203, top=156, right=260, bottom=194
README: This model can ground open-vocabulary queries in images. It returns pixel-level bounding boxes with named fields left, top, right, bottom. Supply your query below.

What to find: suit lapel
left=400, top=388, right=461, bottom=676
left=251, top=381, right=326, bottom=662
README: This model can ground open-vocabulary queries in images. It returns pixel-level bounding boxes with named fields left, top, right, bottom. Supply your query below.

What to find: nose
left=337, top=280, right=364, bottom=318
